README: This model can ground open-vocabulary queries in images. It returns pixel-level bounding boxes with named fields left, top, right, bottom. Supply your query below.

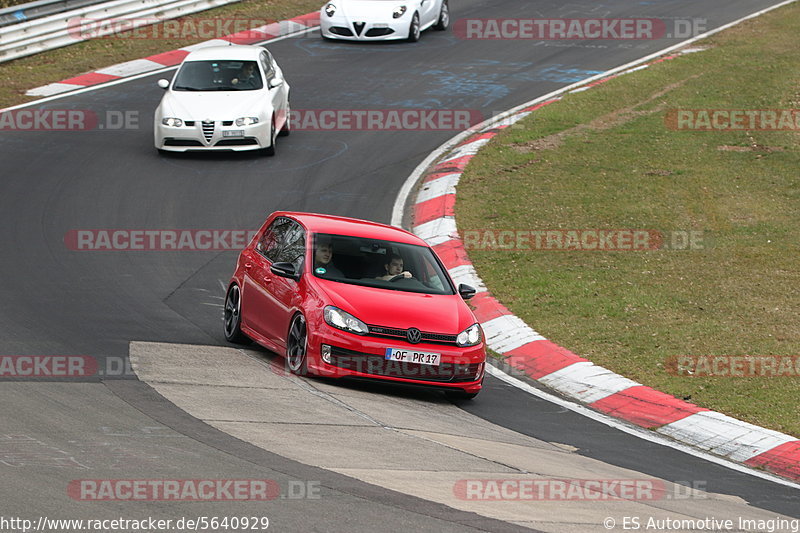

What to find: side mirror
left=268, top=78, right=284, bottom=89
left=458, top=284, right=476, bottom=300
left=271, top=262, right=300, bottom=281
left=157, top=79, right=170, bottom=90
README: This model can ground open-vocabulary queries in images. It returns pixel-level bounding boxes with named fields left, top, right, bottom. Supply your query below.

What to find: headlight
left=324, top=306, right=368, bottom=335
left=325, top=3, right=336, bottom=17
left=235, top=117, right=259, bottom=126
left=456, top=323, right=482, bottom=347
left=393, top=5, right=407, bottom=18
left=161, top=117, right=183, bottom=127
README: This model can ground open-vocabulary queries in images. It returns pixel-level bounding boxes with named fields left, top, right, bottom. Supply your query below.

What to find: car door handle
left=244, top=262, right=253, bottom=269
left=262, top=276, right=272, bottom=283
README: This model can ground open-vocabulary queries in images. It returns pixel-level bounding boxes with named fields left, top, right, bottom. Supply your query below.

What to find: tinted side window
left=275, top=221, right=306, bottom=271
left=257, top=217, right=291, bottom=262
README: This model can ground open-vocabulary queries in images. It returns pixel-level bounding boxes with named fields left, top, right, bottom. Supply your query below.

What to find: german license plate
left=223, top=130, right=244, bottom=137
left=384, top=347, right=440, bottom=366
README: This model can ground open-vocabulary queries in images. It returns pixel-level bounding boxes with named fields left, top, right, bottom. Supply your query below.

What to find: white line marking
left=481, top=314, right=544, bottom=353
left=656, top=411, right=798, bottom=462
left=485, top=364, right=800, bottom=489
left=415, top=173, right=460, bottom=204
left=95, top=58, right=165, bottom=77
left=537, top=361, right=640, bottom=404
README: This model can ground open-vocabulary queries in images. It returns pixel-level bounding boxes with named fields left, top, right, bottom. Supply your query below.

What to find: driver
left=232, top=62, right=258, bottom=89
left=314, top=238, right=344, bottom=278
left=376, top=254, right=412, bottom=281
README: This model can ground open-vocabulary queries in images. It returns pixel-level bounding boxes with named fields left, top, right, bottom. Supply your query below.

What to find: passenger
left=376, top=254, right=412, bottom=281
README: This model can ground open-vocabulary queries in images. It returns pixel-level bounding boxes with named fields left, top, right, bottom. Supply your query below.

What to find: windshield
left=311, top=233, right=455, bottom=295
left=172, top=60, right=263, bottom=91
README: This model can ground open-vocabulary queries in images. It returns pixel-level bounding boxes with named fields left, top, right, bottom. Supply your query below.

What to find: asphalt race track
left=1, top=0, right=798, bottom=530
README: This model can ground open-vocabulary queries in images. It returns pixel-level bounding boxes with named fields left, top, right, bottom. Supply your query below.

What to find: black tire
left=223, top=284, right=248, bottom=344
left=278, top=105, right=290, bottom=137
left=286, top=313, right=308, bottom=376
left=407, top=12, right=421, bottom=42
left=445, top=389, right=479, bottom=401
left=264, top=119, right=276, bottom=156
left=434, top=0, right=449, bottom=31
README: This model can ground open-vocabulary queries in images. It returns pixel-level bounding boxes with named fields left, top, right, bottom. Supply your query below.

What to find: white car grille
left=201, top=121, right=214, bottom=142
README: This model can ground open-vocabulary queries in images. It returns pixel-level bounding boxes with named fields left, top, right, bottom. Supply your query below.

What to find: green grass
left=1, top=0, right=29, bottom=8
left=0, top=0, right=321, bottom=109
left=457, top=5, right=800, bottom=436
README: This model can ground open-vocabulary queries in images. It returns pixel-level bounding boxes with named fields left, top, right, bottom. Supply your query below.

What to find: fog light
left=321, top=344, right=332, bottom=364
left=475, top=362, right=484, bottom=379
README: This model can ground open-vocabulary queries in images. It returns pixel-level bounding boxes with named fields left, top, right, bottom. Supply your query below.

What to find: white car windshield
left=312, top=233, right=455, bottom=295
left=172, top=60, right=264, bottom=91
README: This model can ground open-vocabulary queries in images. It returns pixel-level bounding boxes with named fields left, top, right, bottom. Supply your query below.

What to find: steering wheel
left=389, top=274, right=406, bottom=282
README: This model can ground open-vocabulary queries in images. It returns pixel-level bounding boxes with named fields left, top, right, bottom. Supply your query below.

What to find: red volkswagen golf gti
left=224, top=212, right=486, bottom=399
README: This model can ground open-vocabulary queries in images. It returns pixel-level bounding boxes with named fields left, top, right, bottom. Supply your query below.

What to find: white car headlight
left=324, top=306, right=369, bottom=335
left=235, top=117, right=259, bottom=126
left=456, top=323, right=482, bottom=347
left=161, top=117, right=183, bottom=127
left=325, top=3, right=336, bottom=17
left=393, top=5, right=407, bottom=18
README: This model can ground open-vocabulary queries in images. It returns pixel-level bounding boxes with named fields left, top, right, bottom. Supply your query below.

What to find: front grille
left=184, top=121, right=195, bottom=126
left=215, top=138, right=258, bottom=146
left=329, top=346, right=480, bottom=383
left=367, top=324, right=458, bottom=346
left=222, top=121, right=234, bottom=126
left=201, top=121, right=214, bottom=142
left=365, top=28, right=393, bottom=37
left=164, top=139, right=203, bottom=146
left=330, top=26, right=354, bottom=36
left=353, top=22, right=365, bottom=35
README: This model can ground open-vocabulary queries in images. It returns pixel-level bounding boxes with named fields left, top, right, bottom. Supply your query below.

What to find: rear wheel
left=434, top=0, right=449, bottom=30
left=407, top=13, right=421, bottom=42
left=223, top=284, right=248, bottom=344
left=286, top=314, right=308, bottom=375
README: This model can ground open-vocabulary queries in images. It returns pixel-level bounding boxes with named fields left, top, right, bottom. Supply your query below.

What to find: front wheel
left=286, top=313, right=308, bottom=375
left=407, top=13, right=421, bottom=42
left=434, top=0, right=449, bottom=31
left=223, top=284, right=248, bottom=344
left=278, top=103, right=291, bottom=137
left=264, top=119, right=276, bottom=156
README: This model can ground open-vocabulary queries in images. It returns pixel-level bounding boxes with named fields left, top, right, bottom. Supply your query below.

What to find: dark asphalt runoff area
left=0, top=0, right=797, bottom=530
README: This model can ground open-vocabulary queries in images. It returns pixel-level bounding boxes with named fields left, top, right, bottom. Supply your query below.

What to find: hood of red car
left=313, top=280, right=476, bottom=334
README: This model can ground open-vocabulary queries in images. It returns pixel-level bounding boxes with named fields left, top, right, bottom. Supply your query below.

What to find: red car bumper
left=305, top=322, right=485, bottom=394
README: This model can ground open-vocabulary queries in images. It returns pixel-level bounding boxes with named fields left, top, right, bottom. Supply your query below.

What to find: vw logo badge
left=406, top=328, right=422, bottom=344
